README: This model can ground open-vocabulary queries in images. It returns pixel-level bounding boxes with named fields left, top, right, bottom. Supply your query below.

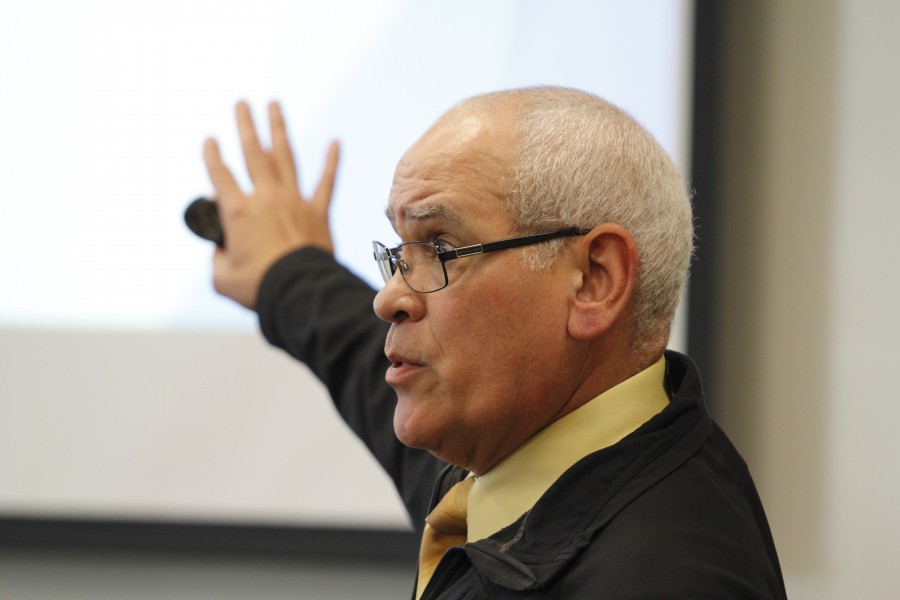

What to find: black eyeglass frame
left=372, top=227, right=590, bottom=293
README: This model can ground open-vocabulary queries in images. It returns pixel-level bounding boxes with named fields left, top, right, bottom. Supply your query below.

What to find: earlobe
left=567, top=225, right=638, bottom=340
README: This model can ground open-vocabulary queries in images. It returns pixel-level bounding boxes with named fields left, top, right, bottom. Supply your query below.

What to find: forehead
left=386, top=113, right=515, bottom=237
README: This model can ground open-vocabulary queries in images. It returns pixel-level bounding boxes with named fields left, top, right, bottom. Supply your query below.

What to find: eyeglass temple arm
left=437, top=227, right=590, bottom=262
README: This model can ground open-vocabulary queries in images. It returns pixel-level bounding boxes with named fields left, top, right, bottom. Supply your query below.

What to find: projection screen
left=0, top=0, right=694, bottom=529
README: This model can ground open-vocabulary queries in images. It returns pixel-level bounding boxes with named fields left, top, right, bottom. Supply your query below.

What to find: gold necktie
left=416, top=477, right=474, bottom=599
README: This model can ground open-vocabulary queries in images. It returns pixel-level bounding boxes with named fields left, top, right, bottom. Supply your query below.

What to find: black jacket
left=258, top=248, right=787, bottom=599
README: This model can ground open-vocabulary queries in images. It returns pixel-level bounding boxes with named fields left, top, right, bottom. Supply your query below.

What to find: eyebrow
left=384, top=203, right=465, bottom=229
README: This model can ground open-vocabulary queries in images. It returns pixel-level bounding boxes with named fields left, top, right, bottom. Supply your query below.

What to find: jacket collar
left=459, top=351, right=711, bottom=591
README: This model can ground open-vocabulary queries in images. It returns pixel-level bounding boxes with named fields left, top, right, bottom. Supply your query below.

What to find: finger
left=235, top=100, right=275, bottom=183
left=268, top=101, right=299, bottom=190
left=312, top=140, right=340, bottom=213
left=203, top=137, right=243, bottom=207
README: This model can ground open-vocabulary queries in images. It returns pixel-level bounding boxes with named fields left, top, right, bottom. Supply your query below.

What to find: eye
left=433, top=238, right=456, bottom=253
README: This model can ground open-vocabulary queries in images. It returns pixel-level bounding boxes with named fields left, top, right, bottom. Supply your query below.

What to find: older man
left=203, top=87, right=786, bottom=599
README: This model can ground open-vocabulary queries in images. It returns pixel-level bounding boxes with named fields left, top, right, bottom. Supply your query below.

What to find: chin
left=394, top=416, right=473, bottom=470
left=392, top=404, right=432, bottom=450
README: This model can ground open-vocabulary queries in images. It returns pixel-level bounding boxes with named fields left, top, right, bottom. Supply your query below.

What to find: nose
left=373, top=269, right=426, bottom=324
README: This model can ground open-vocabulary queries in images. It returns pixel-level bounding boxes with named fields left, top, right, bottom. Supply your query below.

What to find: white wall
left=713, top=1, right=900, bottom=597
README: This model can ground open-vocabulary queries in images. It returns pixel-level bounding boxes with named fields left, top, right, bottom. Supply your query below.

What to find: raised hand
left=203, top=101, right=340, bottom=309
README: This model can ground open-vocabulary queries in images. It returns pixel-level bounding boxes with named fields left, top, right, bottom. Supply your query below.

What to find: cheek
left=395, top=274, right=571, bottom=464
left=431, top=283, right=515, bottom=353
left=431, top=276, right=567, bottom=393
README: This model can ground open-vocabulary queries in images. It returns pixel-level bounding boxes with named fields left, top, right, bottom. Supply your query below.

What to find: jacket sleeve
left=255, top=247, right=444, bottom=529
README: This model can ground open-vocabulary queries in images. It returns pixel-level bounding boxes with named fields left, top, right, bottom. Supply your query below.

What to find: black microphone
left=184, top=197, right=224, bottom=248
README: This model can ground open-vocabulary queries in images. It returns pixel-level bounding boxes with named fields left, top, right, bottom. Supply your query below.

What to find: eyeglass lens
left=372, top=241, right=447, bottom=293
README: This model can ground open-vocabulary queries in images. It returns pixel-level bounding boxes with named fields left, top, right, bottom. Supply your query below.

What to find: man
left=203, top=87, right=787, bottom=598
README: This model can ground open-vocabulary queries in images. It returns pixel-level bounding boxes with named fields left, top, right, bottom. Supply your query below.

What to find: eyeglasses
left=372, top=227, right=589, bottom=293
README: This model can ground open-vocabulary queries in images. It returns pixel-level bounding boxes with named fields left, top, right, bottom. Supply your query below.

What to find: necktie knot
left=416, top=477, right=474, bottom=599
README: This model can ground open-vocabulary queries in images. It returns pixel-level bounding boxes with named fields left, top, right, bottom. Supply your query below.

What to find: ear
left=568, top=224, right=638, bottom=340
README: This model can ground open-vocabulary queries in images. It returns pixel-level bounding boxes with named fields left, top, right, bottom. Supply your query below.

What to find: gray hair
left=454, top=87, right=694, bottom=357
